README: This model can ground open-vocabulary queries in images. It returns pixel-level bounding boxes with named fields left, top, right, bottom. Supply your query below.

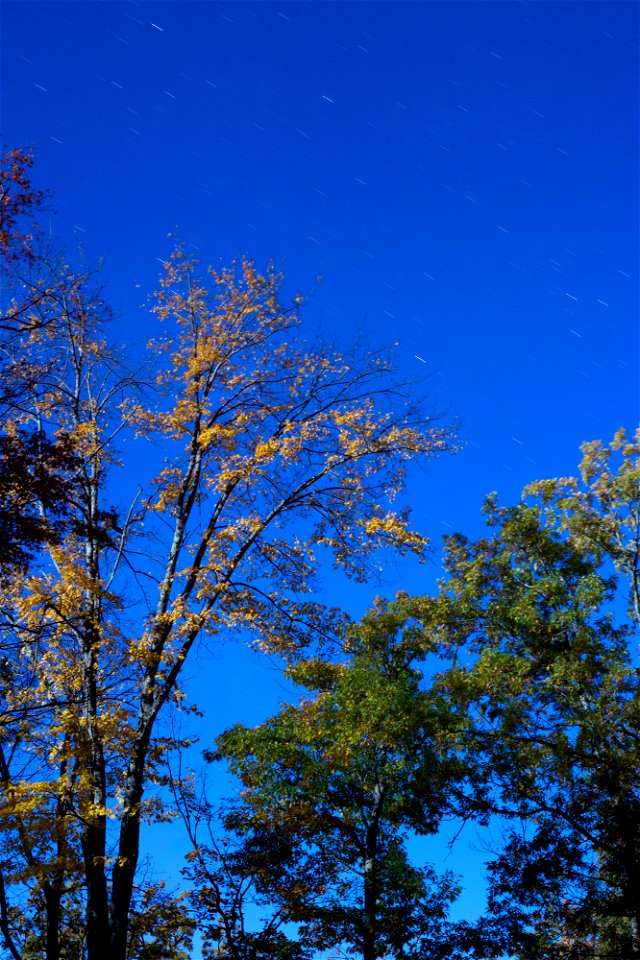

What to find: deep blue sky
left=4, top=2, right=637, bottom=534
left=2, top=0, right=639, bottom=930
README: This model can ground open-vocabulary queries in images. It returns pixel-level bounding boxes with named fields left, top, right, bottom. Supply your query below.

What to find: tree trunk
left=0, top=868, right=22, bottom=960
left=108, top=811, right=141, bottom=960
left=82, top=820, right=110, bottom=960
left=625, top=870, right=640, bottom=959
left=362, top=783, right=383, bottom=960
left=107, top=732, right=150, bottom=960
left=362, top=848, right=377, bottom=960
left=616, top=797, right=640, bottom=960
left=631, top=917, right=640, bottom=960
left=42, top=885, right=61, bottom=960
left=80, top=614, right=111, bottom=960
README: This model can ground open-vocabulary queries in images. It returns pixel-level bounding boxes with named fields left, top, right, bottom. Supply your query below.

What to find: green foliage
left=196, top=596, right=485, bottom=960
left=185, top=430, right=640, bottom=959
left=434, top=428, right=640, bottom=959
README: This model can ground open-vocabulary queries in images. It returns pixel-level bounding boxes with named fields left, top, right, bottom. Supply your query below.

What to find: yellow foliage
left=0, top=234, right=456, bottom=949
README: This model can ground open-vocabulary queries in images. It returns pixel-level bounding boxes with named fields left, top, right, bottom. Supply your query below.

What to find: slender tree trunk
left=42, top=886, right=61, bottom=960
left=362, top=783, right=382, bottom=960
left=0, top=868, right=22, bottom=960
left=80, top=624, right=111, bottom=960
left=362, top=848, right=377, bottom=960
left=79, top=460, right=114, bottom=960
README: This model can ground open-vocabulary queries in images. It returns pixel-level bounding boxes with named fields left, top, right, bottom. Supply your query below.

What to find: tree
left=0, top=148, right=86, bottom=573
left=435, top=428, right=640, bottom=959
left=0, top=149, right=455, bottom=960
left=192, top=595, right=490, bottom=960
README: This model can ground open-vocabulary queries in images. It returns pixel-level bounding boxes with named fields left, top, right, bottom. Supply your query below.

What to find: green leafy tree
left=198, top=596, right=489, bottom=960
left=435, top=428, right=640, bottom=959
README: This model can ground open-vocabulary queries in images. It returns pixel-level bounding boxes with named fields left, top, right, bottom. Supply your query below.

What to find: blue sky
left=2, top=0, right=639, bottom=935
left=4, top=2, right=637, bottom=528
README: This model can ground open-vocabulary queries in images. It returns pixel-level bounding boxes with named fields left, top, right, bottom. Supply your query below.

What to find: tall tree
left=0, top=150, right=455, bottom=960
left=436, top=428, right=640, bottom=959
left=192, top=596, right=488, bottom=960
